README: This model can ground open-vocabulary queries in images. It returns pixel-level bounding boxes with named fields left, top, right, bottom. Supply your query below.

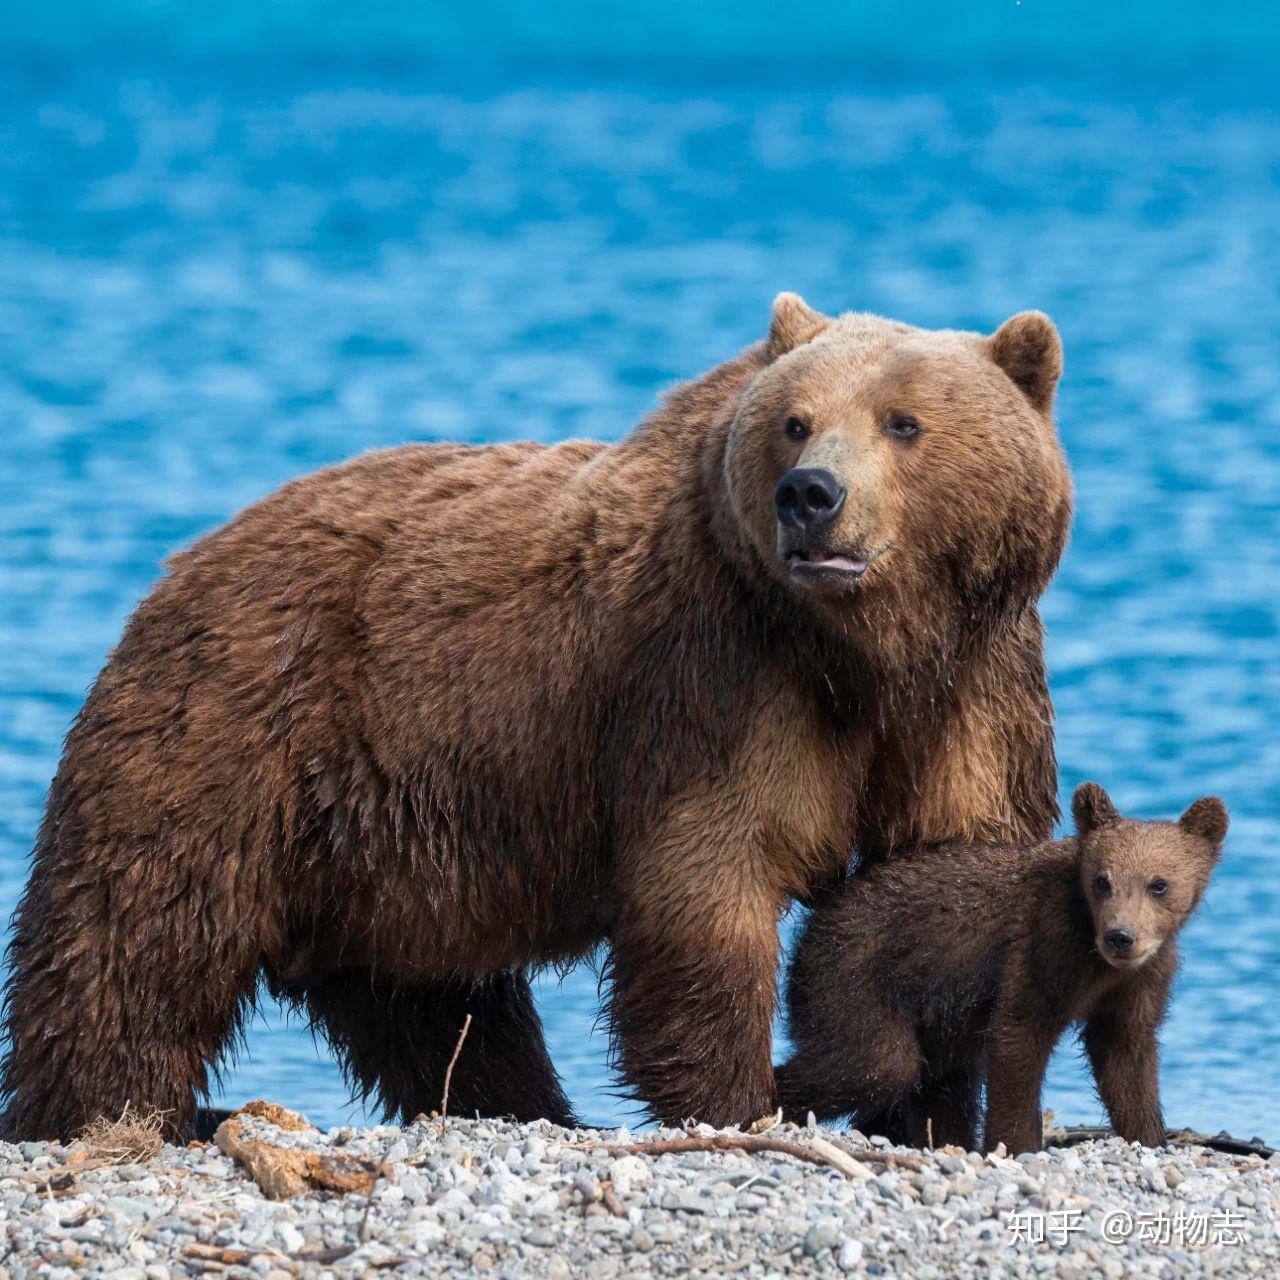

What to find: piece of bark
left=214, top=1102, right=387, bottom=1200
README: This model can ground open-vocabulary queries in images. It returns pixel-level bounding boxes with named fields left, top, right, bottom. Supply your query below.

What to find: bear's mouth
left=785, top=548, right=871, bottom=582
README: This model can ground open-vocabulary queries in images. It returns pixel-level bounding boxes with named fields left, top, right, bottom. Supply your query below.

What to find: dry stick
left=438, top=1013, right=474, bottom=1135
left=569, top=1133, right=923, bottom=1176
left=357, top=1165, right=382, bottom=1244
left=599, top=1180, right=628, bottom=1218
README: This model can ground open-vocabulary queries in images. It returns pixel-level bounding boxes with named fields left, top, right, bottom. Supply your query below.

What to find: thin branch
left=358, top=1165, right=382, bottom=1242
left=565, top=1133, right=922, bottom=1177
left=438, top=1013, right=473, bottom=1135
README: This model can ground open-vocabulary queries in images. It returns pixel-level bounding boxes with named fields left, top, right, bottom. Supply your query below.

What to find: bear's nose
left=775, top=468, right=847, bottom=529
left=1104, top=928, right=1135, bottom=955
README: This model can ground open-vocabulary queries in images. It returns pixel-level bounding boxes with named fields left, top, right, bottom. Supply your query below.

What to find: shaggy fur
left=1, top=296, right=1071, bottom=1139
left=778, top=784, right=1228, bottom=1154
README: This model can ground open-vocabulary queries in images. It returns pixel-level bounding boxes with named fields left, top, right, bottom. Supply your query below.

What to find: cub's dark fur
left=778, top=783, right=1228, bottom=1153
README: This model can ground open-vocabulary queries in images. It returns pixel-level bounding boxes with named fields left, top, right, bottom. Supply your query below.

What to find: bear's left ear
left=1073, top=781, right=1120, bottom=835
left=987, top=311, right=1063, bottom=414
left=768, top=293, right=830, bottom=359
left=1179, top=796, right=1229, bottom=850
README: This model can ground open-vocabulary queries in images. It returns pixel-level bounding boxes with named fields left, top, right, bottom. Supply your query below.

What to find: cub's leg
left=909, top=1058, right=984, bottom=1150
left=303, top=969, right=575, bottom=1126
left=775, top=1010, right=922, bottom=1126
left=1082, top=969, right=1170, bottom=1148
left=983, top=981, right=1062, bottom=1155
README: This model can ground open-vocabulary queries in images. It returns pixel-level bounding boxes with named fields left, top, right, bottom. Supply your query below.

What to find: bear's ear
left=987, top=311, right=1063, bottom=414
left=768, top=293, right=829, bottom=359
left=1073, top=781, right=1120, bottom=835
left=1179, top=796, right=1229, bottom=850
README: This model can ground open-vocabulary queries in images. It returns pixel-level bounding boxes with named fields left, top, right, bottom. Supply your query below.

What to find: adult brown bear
left=1, top=296, right=1071, bottom=1139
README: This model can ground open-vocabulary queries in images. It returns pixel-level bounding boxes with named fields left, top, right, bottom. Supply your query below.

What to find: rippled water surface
left=1, top=53, right=1277, bottom=1137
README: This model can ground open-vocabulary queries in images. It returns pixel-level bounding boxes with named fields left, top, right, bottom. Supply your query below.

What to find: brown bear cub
left=778, top=783, right=1228, bottom=1155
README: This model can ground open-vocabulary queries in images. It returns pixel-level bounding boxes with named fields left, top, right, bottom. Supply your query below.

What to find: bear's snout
left=1103, top=927, right=1135, bottom=957
left=775, top=467, right=846, bottom=530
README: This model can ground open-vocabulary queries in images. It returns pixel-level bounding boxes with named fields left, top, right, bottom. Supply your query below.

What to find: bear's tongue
left=798, top=549, right=867, bottom=573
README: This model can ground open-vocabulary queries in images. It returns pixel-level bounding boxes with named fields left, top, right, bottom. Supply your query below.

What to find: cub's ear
left=1073, top=781, right=1120, bottom=835
left=1179, top=796, right=1229, bottom=850
left=988, top=311, right=1063, bottom=414
left=768, top=292, right=829, bottom=359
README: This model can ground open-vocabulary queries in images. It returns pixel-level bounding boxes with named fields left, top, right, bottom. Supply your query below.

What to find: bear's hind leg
left=1, top=823, right=268, bottom=1141
left=907, top=1058, right=984, bottom=1150
left=303, top=969, right=575, bottom=1126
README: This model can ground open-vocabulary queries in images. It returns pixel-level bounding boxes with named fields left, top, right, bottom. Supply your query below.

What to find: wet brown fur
left=2, top=297, right=1070, bottom=1139
left=778, top=784, right=1228, bottom=1153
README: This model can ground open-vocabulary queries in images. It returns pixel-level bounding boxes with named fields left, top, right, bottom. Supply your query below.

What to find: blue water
left=2, top=10, right=1278, bottom=1140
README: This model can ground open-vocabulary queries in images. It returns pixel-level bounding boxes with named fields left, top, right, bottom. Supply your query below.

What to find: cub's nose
left=775, top=468, right=847, bottom=529
left=1104, top=928, right=1135, bottom=956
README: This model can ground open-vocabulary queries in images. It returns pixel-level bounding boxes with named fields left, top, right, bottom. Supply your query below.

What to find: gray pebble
left=803, top=1219, right=840, bottom=1256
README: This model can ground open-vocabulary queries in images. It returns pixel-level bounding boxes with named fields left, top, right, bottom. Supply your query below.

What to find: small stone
left=838, top=1239, right=865, bottom=1271
left=919, top=1181, right=949, bottom=1206
left=630, top=1225, right=655, bottom=1252
left=661, top=1188, right=708, bottom=1214
left=106, top=1198, right=153, bottom=1221
left=574, top=1173, right=602, bottom=1203
left=803, top=1220, right=840, bottom=1256
left=276, top=1222, right=305, bottom=1253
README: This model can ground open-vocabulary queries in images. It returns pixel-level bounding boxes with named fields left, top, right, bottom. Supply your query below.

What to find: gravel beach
left=1, top=1106, right=1275, bottom=1278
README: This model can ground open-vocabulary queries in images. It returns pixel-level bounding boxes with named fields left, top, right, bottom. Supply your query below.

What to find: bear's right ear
left=768, top=293, right=829, bottom=359
left=1073, top=781, right=1120, bottom=835
left=987, top=311, right=1063, bottom=414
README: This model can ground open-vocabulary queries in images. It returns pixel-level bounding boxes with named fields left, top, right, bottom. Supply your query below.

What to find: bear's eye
left=784, top=416, right=810, bottom=441
left=1092, top=873, right=1111, bottom=896
left=885, top=415, right=922, bottom=440
left=1149, top=878, right=1169, bottom=897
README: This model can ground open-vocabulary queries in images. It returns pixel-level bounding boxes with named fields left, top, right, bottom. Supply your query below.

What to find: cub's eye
left=784, top=416, right=810, bottom=441
left=1092, top=873, right=1111, bottom=896
left=886, top=415, right=921, bottom=440
left=1149, top=879, right=1169, bottom=898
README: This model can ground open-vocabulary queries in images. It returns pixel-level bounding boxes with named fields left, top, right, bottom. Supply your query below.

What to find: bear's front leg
left=1083, top=966, right=1172, bottom=1148
left=608, top=808, right=781, bottom=1126
left=984, top=973, right=1064, bottom=1155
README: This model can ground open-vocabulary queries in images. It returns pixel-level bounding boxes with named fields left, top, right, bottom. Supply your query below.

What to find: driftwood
left=213, top=1101, right=388, bottom=1200
left=1046, top=1124, right=1275, bottom=1160
left=567, top=1132, right=923, bottom=1177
